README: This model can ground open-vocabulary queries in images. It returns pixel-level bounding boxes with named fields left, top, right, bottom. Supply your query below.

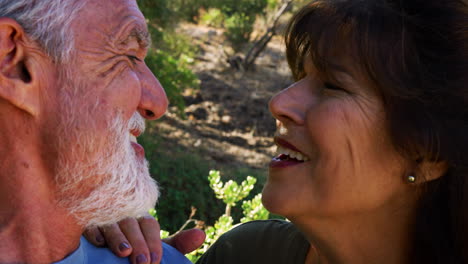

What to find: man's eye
left=127, top=55, right=142, bottom=64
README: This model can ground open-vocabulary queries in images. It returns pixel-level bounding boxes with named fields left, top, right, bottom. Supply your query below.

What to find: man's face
left=48, top=0, right=168, bottom=227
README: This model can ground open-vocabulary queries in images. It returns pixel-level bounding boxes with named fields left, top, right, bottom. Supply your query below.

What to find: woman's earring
left=407, top=175, right=416, bottom=183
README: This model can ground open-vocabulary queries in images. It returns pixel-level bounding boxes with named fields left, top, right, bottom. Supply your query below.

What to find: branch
left=174, top=206, right=200, bottom=235
left=241, top=0, right=293, bottom=70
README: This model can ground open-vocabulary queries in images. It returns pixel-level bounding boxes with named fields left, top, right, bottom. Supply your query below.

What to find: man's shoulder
left=53, top=237, right=130, bottom=264
left=161, top=243, right=192, bottom=264
left=82, top=237, right=130, bottom=264
left=83, top=237, right=191, bottom=264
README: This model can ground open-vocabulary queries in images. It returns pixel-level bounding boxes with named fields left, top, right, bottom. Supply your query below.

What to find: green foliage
left=204, top=214, right=234, bottom=246
left=140, top=0, right=288, bottom=52
left=188, top=170, right=268, bottom=262
left=139, top=130, right=224, bottom=233
left=160, top=31, right=198, bottom=61
left=224, top=13, right=256, bottom=49
left=138, top=0, right=201, bottom=117
left=217, top=0, right=268, bottom=17
left=141, top=127, right=268, bottom=234
left=148, top=168, right=269, bottom=262
left=267, top=0, right=281, bottom=10
left=144, top=49, right=199, bottom=117
left=167, top=0, right=206, bottom=22
left=199, top=8, right=225, bottom=27
left=208, top=170, right=256, bottom=208
left=241, top=193, right=269, bottom=223
left=149, top=208, right=158, bottom=220
left=137, top=0, right=174, bottom=27
left=218, top=0, right=268, bottom=50
left=185, top=213, right=235, bottom=262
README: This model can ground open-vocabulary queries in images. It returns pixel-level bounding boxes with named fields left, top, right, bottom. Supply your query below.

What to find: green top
left=196, top=220, right=310, bottom=264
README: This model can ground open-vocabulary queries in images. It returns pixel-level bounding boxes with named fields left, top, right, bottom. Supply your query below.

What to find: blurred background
left=137, top=0, right=310, bottom=242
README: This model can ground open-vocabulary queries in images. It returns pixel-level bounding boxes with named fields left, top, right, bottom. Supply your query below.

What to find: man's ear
left=415, top=158, right=449, bottom=183
left=0, top=17, right=39, bottom=116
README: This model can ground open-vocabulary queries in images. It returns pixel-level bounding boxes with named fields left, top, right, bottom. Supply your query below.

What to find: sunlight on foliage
left=152, top=170, right=269, bottom=263
left=208, top=170, right=256, bottom=208
left=199, top=8, right=225, bottom=27
left=241, top=193, right=269, bottom=223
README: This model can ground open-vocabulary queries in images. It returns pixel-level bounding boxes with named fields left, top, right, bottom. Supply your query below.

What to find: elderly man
left=0, top=0, right=195, bottom=263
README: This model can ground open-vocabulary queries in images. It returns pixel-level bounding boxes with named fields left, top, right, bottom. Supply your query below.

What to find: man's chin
left=53, top=108, right=158, bottom=227
left=79, top=179, right=159, bottom=228
left=61, top=159, right=160, bottom=228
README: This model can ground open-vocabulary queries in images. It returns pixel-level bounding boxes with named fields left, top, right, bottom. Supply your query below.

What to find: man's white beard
left=53, top=72, right=159, bottom=228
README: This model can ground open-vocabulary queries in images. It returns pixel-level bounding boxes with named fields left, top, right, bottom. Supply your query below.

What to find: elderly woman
left=87, top=0, right=468, bottom=263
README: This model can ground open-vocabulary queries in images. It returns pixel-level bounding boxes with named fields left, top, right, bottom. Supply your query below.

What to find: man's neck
left=0, top=151, right=82, bottom=264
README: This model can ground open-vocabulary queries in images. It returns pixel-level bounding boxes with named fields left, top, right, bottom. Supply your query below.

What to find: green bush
left=219, top=0, right=268, bottom=50
left=140, top=132, right=224, bottom=233
left=138, top=3, right=200, bottom=118
left=140, top=125, right=269, bottom=232
left=137, top=0, right=174, bottom=27
left=153, top=170, right=270, bottom=263
left=140, top=0, right=279, bottom=52
left=145, top=49, right=199, bottom=117
left=224, top=13, right=256, bottom=49
left=199, top=8, right=225, bottom=27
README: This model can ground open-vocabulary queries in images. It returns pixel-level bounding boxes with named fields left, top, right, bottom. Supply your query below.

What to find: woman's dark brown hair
left=285, top=0, right=468, bottom=263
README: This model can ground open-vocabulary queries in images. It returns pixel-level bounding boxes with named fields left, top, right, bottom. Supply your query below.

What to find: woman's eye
left=323, top=82, right=344, bottom=91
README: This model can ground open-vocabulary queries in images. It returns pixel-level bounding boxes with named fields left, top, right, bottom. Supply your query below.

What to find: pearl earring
left=407, top=175, right=416, bottom=183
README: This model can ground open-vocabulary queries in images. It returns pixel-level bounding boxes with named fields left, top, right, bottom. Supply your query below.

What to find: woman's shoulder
left=196, top=220, right=309, bottom=264
left=221, top=219, right=301, bottom=241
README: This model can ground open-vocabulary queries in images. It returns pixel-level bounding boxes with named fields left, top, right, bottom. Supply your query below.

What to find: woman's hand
left=83, top=217, right=205, bottom=264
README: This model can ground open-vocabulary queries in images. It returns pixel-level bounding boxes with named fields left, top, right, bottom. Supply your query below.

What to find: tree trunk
left=237, top=0, right=293, bottom=71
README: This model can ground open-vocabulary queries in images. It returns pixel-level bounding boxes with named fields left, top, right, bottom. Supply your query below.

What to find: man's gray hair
left=0, top=0, right=88, bottom=62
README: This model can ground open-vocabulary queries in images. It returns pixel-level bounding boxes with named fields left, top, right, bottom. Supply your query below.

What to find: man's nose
left=138, top=66, right=168, bottom=120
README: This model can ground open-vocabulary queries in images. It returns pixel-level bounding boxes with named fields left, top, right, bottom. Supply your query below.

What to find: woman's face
left=262, top=58, right=414, bottom=220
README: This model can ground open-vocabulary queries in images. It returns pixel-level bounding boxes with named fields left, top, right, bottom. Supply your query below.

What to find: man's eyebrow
left=121, top=27, right=151, bottom=49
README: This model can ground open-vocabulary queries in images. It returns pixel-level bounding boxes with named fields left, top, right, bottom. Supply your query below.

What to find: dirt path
left=154, top=23, right=293, bottom=176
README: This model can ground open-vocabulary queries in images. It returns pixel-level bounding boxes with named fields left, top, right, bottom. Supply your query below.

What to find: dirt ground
left=154, top=23, right=293, bottom=173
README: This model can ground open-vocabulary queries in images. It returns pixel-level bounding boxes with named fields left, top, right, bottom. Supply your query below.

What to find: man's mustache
left=128, top=112, right=145, bottom=134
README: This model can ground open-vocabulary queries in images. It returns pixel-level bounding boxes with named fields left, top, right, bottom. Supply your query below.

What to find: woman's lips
left=270, top=137, right=309, bottom=168
left=274, top=138, right=303, bottom=154
left=269, top=154, right=305, bottom=168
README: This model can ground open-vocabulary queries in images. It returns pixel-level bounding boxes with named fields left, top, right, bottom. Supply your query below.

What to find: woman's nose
left=269, top=79, right=310, bottom=126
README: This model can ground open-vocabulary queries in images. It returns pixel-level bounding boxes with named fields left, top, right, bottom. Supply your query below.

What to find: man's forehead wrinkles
left=77, top=45, right=116, bottom=60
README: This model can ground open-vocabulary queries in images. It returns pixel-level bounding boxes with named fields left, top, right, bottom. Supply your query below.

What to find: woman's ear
left=415, top=159, right=449, bottom=183
left=0, top=17, right=40, bottom=116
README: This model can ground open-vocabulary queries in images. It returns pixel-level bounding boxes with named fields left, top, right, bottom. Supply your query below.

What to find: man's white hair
left=0, top=0, right=88, bottom=62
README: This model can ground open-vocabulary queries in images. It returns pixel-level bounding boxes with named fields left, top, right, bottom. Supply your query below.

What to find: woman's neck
left=293, top=202, right=417, bottom=264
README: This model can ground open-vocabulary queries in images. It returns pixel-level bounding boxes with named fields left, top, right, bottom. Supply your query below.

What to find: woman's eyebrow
left=328, top=62, right=356, bottom=80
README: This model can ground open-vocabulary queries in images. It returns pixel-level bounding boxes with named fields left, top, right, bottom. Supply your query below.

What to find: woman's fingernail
left=136, top=254, right=148, bottom=264
left=119, top=242, right=131, bottom=252
left=150, top=252, right=159, bottom=263
left=95, top=234, right=104, bottom=244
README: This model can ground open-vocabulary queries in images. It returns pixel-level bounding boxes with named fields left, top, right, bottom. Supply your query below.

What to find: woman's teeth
left=276, top=146, right=309, bottom=161
left=130, top=134, right=137, bottom=143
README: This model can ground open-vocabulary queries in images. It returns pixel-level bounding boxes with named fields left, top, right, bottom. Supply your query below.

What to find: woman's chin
left=261, top=183, right=289, bottom=217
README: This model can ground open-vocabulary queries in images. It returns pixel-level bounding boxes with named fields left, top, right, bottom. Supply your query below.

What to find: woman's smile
left=270, top=137, right=310, bottom=168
